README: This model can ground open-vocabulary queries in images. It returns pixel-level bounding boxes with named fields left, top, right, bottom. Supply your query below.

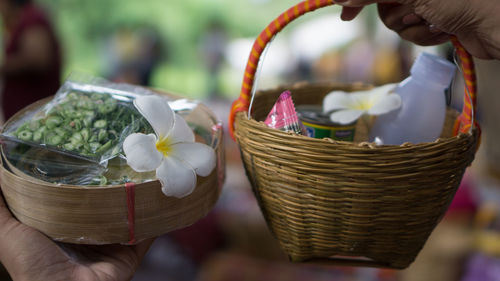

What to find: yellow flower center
left=156, top=137, right=172, bottom=157
left=353, top=99, right=374, bottom=110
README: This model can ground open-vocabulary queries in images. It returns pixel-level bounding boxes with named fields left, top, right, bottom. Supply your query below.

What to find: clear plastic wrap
left=0, top=74, right=216, bottom=187
left=2, top=74, right=154, bottom=162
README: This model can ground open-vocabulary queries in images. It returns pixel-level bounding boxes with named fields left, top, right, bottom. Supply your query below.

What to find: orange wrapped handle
left=229, top=0, right=479, bottom=141
left=450, top=36, right=479, bottom=136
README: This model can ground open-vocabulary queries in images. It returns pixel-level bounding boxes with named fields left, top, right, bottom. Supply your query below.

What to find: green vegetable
left=46, top=134, right=63, bottom=146
left=89, top=175, right=108, bottom=186
left=67, top=92, right=79, bottom=100
left=28, top=120, right=41, bottom=131
left=91, top=93, right=103, bottom=100
left=63, top=143, right=75, bottom=151
left=98, top=100, right=117, bottom=114
left=93, top=119, right=107, bottom=129
left=11, top=91, right=153, bottom=164
left=99, top=176, right=108, bottom=185
left=54, top=127, right=69, bottom=138
left=89, top=142, right=101, bottom=152
left=80, top=128, right=90, bottom=141
left=77, top=99, right=94, bottom=110
left=46, top=116, right=63, bottom=129
left=98, top=129, right=107, bottom=142
left=18, top=130, right=33, bottom=141
left=69, top=119, right=82, bottom=130
left=96, top=140, right=112, bottom=154
left=33, top=126, right=47, bottom=142
left=33, top=131, right=43, bottom=142
left=70, top=132, right=83, bottom=142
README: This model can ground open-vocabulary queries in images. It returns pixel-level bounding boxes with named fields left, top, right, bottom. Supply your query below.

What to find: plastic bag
left=0, top=74, right=212, bottom=186
left=2, top=74, right=155, bottom=163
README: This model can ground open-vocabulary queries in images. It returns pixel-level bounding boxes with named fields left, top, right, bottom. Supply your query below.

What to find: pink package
left=264, top=90, right=303, bottom=134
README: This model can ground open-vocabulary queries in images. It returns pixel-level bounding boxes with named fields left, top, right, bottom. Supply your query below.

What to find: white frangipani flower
left=123, top=95, right=216, bottom=198
left=323, top=84, right=401, bottom=125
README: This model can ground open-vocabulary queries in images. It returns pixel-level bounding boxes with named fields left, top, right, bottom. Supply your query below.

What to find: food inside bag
left=0, top=74, right=216, bottom=186
left=2, top=75, right=156, bottom=164
left=6, top=91, right=153, bottom=162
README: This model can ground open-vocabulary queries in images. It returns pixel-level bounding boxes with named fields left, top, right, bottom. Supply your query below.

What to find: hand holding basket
left=229, top=0, right=479, bottom=269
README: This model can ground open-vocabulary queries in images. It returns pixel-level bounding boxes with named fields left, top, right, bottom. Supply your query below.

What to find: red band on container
left=125, top=182, right=136, bottom=244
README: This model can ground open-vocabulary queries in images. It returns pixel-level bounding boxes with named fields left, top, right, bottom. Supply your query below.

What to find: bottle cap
left=411, top=52, right=456, bottom=86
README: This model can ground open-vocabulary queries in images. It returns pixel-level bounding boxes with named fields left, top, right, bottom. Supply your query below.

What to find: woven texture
left=235, top=83, right=478, bottom=269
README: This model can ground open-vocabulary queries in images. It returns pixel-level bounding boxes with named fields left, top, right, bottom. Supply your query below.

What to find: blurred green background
left=38, top=0, right=347, bottom=99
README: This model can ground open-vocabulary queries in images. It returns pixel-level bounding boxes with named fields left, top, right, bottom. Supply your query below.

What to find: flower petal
left=169, top=114, right=195, bottom=144
left=123, top=133, right=163, bottom=172
left=134, top=95, right=174, bottom=139
left=156, top=157, right=197, bottom=198
left=367, top=93, right=402, bottom=115
left=368, top=84, right=397, bottom=101
left=170, top=142, right=216, bottom=177
left=364, top=84, right=395, bottom=107
left=323, top=91, right=353, bottom=113
left=329, top=109, right=364, bottom=124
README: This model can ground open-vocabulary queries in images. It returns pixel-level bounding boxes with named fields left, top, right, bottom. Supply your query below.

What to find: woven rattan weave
left=229, top=0, right=479, bottom=268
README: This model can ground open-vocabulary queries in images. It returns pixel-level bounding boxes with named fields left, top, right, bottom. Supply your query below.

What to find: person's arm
left=335, top=0, right=500, bottom=60
left=1, top=25, right=55, bottom=76
left=0, top=190, right=154, bottom=281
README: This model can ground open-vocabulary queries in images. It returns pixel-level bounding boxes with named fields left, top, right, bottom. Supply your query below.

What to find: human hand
left=0, top=189, right=154, bottom=281
left=339, top=2, right=447, bottom=45
left=335, top=0, right=500, bottom=59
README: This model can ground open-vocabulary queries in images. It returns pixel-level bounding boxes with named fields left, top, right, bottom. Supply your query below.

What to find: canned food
left=297, top=105, right=356, bottom=141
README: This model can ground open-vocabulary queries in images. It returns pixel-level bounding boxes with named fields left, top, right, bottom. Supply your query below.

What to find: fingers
left=340, top=6, right=364, bottom=21
left=335, top=0, right=396, bottom=7
left=378, top=3, right=421, bottom=32
left=399, top=25, right=450, bottom=46
left=0, top=189, right=14, bottom=226
left=132, top=237, right=155, bottom=261
left=377, top=3, right=450, bottom=46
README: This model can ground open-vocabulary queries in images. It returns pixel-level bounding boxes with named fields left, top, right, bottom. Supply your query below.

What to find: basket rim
left=235, top=81, right=477, bottom=150
left=234, top=111, right=477, bottom=150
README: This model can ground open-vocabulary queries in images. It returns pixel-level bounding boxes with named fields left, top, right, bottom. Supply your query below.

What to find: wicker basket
left=0, top=92, right=224, bottom=245
left=229, top=0, right=479, bottom=269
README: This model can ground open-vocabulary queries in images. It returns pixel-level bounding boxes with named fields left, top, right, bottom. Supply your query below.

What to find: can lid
left=297, top=105, right=356, bottom=125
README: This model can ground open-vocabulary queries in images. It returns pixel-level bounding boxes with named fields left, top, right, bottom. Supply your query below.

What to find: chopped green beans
left=97, top=129, right=107, bottom=142
left=46, top=116, right=62, bottom=129
left=9, top=91, right=154, bottom=161
left=63, top=143, right=75, bottom=151
left=80, top=128, right=90, bottom=141
left=93, top=120, right=107, bottom=129
left=18, top=130, right=33, bottom=141
left=96, top=140, right=112, bottom=154
left=46, top=134, right=63, bottom=146
left=33, top=131, right=43, bottom=142
left=89, top=142, right=101, bottom=152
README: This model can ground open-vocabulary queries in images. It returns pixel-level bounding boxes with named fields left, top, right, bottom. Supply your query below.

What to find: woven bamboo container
left=0, top=92, right=224, bottom=245
left=229, top=0, right=479, bottom=269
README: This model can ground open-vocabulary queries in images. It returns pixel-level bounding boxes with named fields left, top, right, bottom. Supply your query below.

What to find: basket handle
left=228, top=0, right=479, bottom=140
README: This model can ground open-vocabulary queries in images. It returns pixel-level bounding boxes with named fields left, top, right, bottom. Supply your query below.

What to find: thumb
left=340, top=6, right=364, bottom=21
left=0, top=188, right=13, bottom=223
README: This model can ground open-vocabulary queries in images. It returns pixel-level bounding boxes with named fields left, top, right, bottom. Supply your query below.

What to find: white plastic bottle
left=369, top=52, right=456, bottom=145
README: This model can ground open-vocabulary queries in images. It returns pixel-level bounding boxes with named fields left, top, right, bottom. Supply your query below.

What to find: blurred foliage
left=37, top=0, right=340, bottom=98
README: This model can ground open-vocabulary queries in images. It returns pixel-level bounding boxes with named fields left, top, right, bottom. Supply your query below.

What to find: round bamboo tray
left=0, top=92, right=224, bottom=245
left=228, top=0, right=480, bottom=269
